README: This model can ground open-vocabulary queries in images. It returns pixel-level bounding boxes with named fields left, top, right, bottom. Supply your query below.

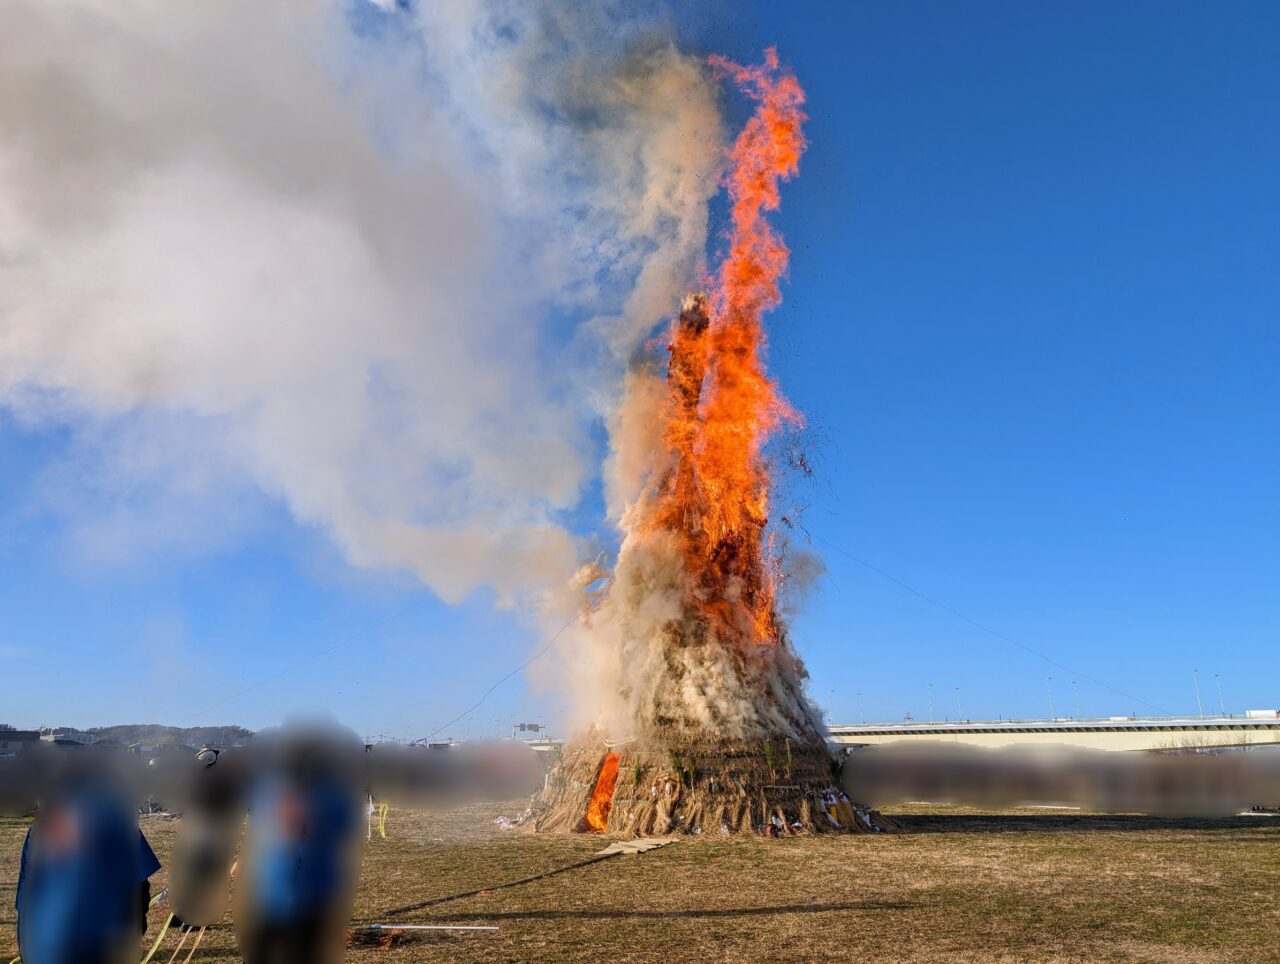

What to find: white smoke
left=0, top=0, right=724, bottom=606
left=562, top=491, right=827, bottom=741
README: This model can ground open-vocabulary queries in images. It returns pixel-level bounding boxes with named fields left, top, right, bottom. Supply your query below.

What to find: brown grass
left=2, top=803, right=1277, bottom=962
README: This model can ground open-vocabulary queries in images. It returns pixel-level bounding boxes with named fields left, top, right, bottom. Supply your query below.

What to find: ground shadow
left=424, top=901, right=917, bottom=922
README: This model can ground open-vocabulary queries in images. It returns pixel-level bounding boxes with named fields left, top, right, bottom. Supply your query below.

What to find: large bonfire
left=531, top=50, right=885, bottom=836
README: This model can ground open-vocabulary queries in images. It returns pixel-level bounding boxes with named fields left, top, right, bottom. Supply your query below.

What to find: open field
left=2, top=802, right=1278, bottom=962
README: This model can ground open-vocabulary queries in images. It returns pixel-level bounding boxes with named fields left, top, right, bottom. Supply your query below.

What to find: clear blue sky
left=2, top=1, right=1277, bottom=736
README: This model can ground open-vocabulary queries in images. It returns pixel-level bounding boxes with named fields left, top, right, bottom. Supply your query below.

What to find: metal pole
left=857, top=691, right=865, bottom=723
left=928, top=683, right=934, bottom=723
left=828, top=689, right=834, bottom=719
left=1214, top=673, right=1226, bottom=717
left=1046, top=677, right=1055, bottom=720
left=954, top=687, right=962, bottom=722
left=1192, top=669, right=1204, bottom=718
left=1071, top=680, right=1081, bottom=718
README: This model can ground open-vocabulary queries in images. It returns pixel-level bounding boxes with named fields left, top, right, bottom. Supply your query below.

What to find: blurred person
left=14, top=759, right=160, bottom=964
left=167, top=746, right=249, bottom=930
left=234, top=723, right=362, bottom=964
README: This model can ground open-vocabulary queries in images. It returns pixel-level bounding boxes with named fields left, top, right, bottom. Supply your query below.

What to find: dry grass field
left=2, top=802, right=1277, bottom=962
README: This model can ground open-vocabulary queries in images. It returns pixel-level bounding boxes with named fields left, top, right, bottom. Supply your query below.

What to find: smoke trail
left=0, top=1, right=723, bottom=606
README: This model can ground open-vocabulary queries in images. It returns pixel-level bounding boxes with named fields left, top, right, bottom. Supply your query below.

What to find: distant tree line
left=85, top=724, right=254, bottom=747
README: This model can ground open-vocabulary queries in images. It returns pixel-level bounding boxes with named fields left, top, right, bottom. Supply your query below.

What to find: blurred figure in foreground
left=14, top=756, right=160, bottom=964
left=235, top=723, right=363, bottom=964
left=167, top=745, right=248, bottom=931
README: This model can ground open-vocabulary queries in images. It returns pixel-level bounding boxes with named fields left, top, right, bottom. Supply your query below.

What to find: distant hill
left=85, top=724, right=254, bottom=748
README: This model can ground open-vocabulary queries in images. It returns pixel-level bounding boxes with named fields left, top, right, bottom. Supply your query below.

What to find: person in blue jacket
left=15, top=769, right=160, bottom=964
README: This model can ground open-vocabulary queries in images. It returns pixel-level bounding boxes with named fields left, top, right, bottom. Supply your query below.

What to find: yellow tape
left=139, top=912, right=174, bottom=964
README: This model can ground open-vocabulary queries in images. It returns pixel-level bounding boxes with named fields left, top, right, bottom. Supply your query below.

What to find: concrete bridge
left=829, top=714, right=1280, bottom=753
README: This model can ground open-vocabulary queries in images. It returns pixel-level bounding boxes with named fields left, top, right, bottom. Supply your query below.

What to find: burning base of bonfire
left=527, top=735, right=893, bottom=836
left=522, top=52, right=894, bottom=837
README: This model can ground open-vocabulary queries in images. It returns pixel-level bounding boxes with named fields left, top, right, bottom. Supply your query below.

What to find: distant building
left=38, top=726, right=96, bottom=746
left=421, top=739, right=462, bottom=750
left=0, top=728, right=39, bottom=756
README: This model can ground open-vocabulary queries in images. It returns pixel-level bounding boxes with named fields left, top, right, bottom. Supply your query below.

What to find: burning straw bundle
left=527, top=52, right=892, bottom=837
left=532, top=735, right=888, bottom=836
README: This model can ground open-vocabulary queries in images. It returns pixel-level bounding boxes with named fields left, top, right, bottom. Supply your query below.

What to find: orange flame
left=584, top=752, right=621, bottom=832
left=648, top=49, right=806, bottom=648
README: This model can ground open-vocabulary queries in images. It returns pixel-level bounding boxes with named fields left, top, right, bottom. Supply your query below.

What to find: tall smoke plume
left=558, top=51, right=825, bottom=741
left=0, top=0, right=722, bottom=606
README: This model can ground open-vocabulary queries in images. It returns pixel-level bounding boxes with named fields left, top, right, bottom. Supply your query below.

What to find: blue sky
left=2, top=1, right=1277, bottom=736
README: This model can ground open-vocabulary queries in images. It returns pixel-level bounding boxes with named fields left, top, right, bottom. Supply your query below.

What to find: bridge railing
left=829, top=713, right=1279, bottom=732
